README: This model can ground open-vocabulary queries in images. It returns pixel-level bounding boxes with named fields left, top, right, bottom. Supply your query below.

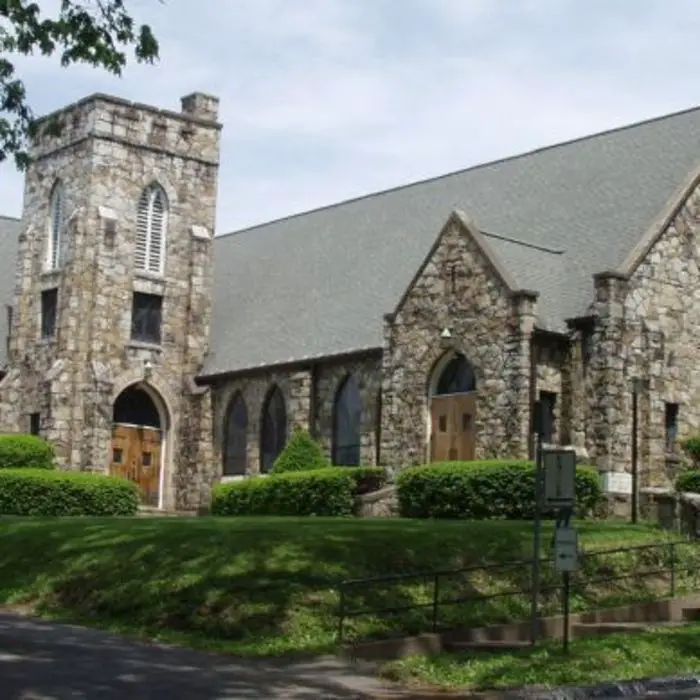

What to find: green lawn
left=380, top=624, right=700, bottom=692
left=0, top=517, right=693, bottom=657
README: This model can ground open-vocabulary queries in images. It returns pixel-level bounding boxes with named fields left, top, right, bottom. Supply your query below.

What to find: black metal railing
left=336, top=538, right=700, bottom=643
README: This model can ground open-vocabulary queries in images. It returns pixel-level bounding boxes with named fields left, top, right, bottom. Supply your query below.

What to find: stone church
left=0, top=90, right=699, bottom=510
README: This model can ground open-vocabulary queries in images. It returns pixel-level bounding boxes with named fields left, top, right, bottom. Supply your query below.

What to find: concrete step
left=137, top=507, right=197, bottom=518
left=682, top=607, right=700, bottom=621
left=443, top=640, right=531, bottom=653
left=572, top=622, right=653, bottom=639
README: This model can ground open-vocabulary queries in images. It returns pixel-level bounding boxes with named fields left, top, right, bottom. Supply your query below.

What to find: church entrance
left=429, top=354, right=477, bottom=462
left=110, top=385, right=164, bottom=507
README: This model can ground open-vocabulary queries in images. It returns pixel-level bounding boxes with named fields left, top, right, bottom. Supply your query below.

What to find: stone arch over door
left=110, top=382, right=170, bottom=509
left=427, top=352, right=477, bottom=462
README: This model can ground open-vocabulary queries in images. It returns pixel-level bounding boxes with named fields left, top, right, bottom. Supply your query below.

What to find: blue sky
left=2, top=0, right=700, bottom=232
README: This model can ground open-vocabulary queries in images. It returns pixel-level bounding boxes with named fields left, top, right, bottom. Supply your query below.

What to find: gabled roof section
left=0, top=215, right=20, bottom=368
left=391, top=210, right=533, bottom=321
left=207, top=105, right=700, bottom=375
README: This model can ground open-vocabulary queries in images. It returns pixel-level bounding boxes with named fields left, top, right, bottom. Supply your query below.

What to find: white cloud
left=2, top=0, right=700, bottom=231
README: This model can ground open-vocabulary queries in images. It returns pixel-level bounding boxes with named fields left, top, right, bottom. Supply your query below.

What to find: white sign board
left=601, top=471, right=632, bottom=495
left=554, top=527, right=578, bottom=572
left=543, top=449, right=576, bottom=508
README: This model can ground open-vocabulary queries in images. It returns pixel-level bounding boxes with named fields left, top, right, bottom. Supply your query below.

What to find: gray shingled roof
left=207, top=106, right=700, bottom=375
left=4, top=106, right=700, bottom=376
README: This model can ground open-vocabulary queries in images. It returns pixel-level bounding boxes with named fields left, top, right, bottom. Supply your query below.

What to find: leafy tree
left=1, top=0, right=159, bottom=168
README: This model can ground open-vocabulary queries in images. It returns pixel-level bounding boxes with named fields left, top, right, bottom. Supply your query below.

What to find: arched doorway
left=429, top=353, right=477, bottom=462
left=110, top=384, right=166, bottom=507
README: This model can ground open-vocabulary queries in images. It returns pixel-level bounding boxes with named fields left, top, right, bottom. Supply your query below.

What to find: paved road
left=0, top=613, right=387, bottom=699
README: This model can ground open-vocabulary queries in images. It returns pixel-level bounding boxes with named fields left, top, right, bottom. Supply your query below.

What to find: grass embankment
left=0, top=517, right=694, bottom=657
left=381, top=624, right=700, bottom=692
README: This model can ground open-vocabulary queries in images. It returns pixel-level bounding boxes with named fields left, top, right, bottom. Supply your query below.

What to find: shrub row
left=211, top=466, right=387, bottom=517
left=396, top=460, right=602, bottom=520
left=0, top=434, right=55, bottom=469
left=0, top=469, right=140, bottom=516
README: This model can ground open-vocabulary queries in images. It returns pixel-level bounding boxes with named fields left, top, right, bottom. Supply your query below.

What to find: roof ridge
left=0, top=214, right=20, bottom=222
left=215, top=103, right=700, bottom=240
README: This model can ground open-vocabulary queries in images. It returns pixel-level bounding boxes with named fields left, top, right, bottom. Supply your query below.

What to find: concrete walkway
left=0, top=613, right=397, bottom=699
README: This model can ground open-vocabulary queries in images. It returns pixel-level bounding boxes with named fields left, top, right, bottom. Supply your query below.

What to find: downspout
left=528, top=332, right=537, bottom=460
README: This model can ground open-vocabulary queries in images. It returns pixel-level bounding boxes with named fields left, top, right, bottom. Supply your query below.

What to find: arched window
left=136, top=184, right=167, bottom=274
left=332, top=374, right=363, bottom=466
left=46, top=181, right=65, bottom=270
left=223, top=393, right=248, bottom=476
left=435, top=355, right=476, bottom=395
left=260, top=386, right=287, bottom=473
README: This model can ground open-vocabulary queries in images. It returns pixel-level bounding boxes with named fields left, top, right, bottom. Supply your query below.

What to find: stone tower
left=0, top=92, right=222, bottom=510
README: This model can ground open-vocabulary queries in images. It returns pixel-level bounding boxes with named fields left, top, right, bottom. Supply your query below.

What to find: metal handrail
left=336, top=538, right=699, bottom=643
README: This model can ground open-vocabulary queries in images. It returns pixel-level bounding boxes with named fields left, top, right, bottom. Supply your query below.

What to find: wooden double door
left=430, top=394, right=476, bottom=462
left=110, top=423, right=162, bottom=506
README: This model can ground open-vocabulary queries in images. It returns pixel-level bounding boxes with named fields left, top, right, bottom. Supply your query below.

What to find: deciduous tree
left=0, top=0, right=159, bottom=168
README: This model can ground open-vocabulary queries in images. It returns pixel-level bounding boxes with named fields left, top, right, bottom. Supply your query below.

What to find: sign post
left=554, top=526, right=578, bottom=654
left=529, top=402, right=544, bottom=646
left=531, top=444, right=577, bottom=649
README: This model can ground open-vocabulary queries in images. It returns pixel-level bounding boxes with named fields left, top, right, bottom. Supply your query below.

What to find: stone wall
left=380, top=216, right=535, bottom=470
left=0, top=92, right=221, bottom=509
left=314, top=355, right=382, bottom=466
left=210, top=353, right=383, bottom=477
left=534, top=333, right=568, bottom=445
left=587, top=182, right=700, bottom=486
left=211, top=367, right=313, bottom=476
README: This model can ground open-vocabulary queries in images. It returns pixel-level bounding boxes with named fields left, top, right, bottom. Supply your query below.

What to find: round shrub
left=676, top=470, right=700, bottom=493
left=0, top=469, right=140, bottom=516
left=396, top=460, right=602, bottom=520
left=212, top=467, right=355, bottom=516
left=681, top=437, right=700, bottom=467
left=272, top=429, right=330, bottom=474
left=0, top=434, right=55, bottom=469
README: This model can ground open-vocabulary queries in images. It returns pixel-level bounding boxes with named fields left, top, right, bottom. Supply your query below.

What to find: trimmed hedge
left=0, top=434, right=55, bottom=469
left=212, top=466, right=387, bottom=517
left=397, top=460, right=602, bottom=520
left=676, top=470, right=700, bottom=494
left=272, top=429, right=330, bottom=474
left=0, top=469, right=140, bottom=516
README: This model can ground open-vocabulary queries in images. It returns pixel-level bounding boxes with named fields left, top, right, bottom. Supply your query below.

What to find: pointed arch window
left=136, top=184, right=167, bottom=274
left=260, top=386, right=287, bottom=473
left=46, top=181, right=65, bottom=270
left=435, top=355, right=476, bottom=395
left=223, top=393, right=248, bottom=476
left=332, top=373, right=363, bottom=466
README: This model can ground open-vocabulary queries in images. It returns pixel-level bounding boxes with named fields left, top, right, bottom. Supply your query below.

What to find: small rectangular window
left=41, top=288, right=58, bottom=339
left=665, top=403, right=679, bottom=452
left=112, top=448, right=123, bottom=464
left=142, top=452, right=152, bottom=467
left=438, top=414, right=447, bottom=432
left=29, top=413, right=40, bottom=436
left=539, top=391, right=557, bottom=444
left=131, top=292, right=163, bottom=345
left=462, top=413, right=472, bottom=431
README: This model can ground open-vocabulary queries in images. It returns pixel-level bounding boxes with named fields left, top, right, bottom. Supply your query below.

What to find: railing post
left=669, top=542, right=676, bottom=598
left=337, top=584, right=346, bottom=644
left=432, top=573, right=440, bottom=632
